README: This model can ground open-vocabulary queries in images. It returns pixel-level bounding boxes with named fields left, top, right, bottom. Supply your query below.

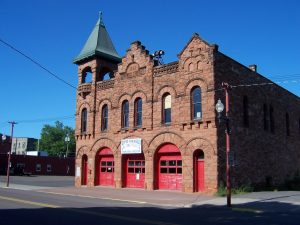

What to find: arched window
left=134, top=98, right=142, bottom=127
left=122, top=100, right=129, bottom=128
left=191, top=86, right=202, bottom=120
left=81, top=108, right=87, bottom=133
left=243, top=96, right=249, bottom=127
left=286, top=113, right=290, bottom=136
left=82, top=68, right=92, bottom=83
left=162, top=93, right=171, bottom=124
left=101, top=105, right=108, bottom=131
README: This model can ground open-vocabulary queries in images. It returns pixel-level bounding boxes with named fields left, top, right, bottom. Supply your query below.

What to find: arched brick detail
left=154, top=85, right=177, bottom=102
left=97, top=98, right=112, bottom=113
left=131, top=90, right=148, bottom=103
left=118, top=93, right=131, bottom=107
left=148, top=132, right=186, bottom=155
left=90, top=138, right=118, bottom=158
left=76, top=102, right=92, bottom=115
left=184, top=78, right=208, bottom=96
left=76, top=145, right=89, bottom=158
left=186, top=137, right=216, bottom=156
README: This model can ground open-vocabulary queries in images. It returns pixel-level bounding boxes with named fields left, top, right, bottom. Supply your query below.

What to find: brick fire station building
left=73, top=14, right=300, bottom=193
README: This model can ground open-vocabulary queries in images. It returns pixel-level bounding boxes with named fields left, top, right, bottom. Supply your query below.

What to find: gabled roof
left=177, top=33, right=212, bottom=57
left=73, top=12, right=121, bottom=64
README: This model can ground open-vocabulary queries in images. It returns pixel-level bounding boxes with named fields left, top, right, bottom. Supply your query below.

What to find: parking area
left=0, top=175, right=74, bottom=189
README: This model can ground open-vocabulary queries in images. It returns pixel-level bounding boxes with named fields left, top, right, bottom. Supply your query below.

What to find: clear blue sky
left=1, top=0, right=300, bottom=138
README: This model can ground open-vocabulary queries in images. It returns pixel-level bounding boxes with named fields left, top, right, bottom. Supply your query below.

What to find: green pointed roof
left=73, top=12, right=121, bottom=64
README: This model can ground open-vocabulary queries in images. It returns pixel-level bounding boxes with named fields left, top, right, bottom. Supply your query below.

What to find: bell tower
left=74, top=12, right=121, bottom=138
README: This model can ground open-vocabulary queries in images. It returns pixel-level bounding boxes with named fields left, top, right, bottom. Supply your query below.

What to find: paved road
left=0, top=187, right=300, bottom=225
left=0, top=176, right=300, bottom=224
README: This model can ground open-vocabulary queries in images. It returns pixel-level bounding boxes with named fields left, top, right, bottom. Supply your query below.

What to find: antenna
left=152, top=50, right=165, bottom=65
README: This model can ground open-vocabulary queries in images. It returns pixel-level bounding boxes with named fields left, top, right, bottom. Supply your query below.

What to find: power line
left=0, top=37, right=77, bottom=90
left=0, top=115, right=75, bottom=125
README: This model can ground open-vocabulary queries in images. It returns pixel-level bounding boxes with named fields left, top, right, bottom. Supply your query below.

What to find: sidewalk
left=37, top=186, right=218, bottom=207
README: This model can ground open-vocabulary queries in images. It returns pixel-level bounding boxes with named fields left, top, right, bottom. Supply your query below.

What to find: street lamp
left=215, top=82, right=232, bottom=207
left=65, top=134, right=70, bottom=157
left=2, top=134, right=7, bottom=142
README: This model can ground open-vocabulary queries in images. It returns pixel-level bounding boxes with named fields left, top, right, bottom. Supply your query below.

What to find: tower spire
left=99, top=11, right=104, bottom=26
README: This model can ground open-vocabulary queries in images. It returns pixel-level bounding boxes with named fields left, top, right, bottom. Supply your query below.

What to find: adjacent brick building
left=73, top=14, right=300, bottom=193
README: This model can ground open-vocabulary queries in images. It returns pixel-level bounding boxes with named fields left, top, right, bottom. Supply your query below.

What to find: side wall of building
left=214, top=52, right=300, bottom=188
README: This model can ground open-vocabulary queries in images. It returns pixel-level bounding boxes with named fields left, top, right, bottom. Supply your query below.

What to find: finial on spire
left=99, top=11, right=104, bottom=26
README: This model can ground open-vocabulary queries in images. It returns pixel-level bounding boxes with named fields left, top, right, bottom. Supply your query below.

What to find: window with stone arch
left=81, top=67, right=92, bottom=84
left=101, top=104, right=108, bottom=131
left=162, top=93, right=172, bottom=124
left=81, top=108, right=88, bottom=134
left=191, top=86, right=202, bottom=120
left=121, top=100, right=129, bottom=129
left=134, top=98, right=142, bottom=127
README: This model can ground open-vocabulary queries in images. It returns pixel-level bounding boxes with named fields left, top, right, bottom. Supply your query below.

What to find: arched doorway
left=194, top=150, right=205, bottom=192
left=156, top=143, right=182, bottom=190
left=123, top=154, right=145, bottom=188
left=81, top=154, right=88, bottom=185
left=95, top=148, right=114, bottom=186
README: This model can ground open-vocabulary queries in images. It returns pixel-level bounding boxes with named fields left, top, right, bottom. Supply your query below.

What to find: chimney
left=248, top=64, right=257, bottom=72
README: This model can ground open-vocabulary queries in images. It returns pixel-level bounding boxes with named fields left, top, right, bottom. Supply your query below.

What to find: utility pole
left=215, top=82, right=232, bottom=207
left=223, top=82, right=231, bottom=207
left=6, top=121, right=17, bottom=187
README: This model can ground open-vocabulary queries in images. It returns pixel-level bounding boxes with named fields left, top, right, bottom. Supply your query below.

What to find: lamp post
left=65, top=134, right=70, bottom=157
left=6, top=121, right=17, bottom=187
left=215, top=82, right=231, bottom=207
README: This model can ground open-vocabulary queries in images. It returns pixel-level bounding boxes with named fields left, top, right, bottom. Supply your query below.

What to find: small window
left=36, top=164, right=41, bottom=172
left=243, top=96, right=249, bottom=127
left=263, top=104, right=268, bottom=131
left=81, top=108, right=88, bottom=133
left=286, top=113, right=290, bottom=136
left=121, top=100, right=129, bottom=128
left=191, top=86, right=202, bottom=120
left=134, top=98, right=142, bottom=127
left=47, top=164, right=52, bottom=172
left=101, top=105, right=108, bottom=131
left=270, top=105, right=274, bottom=133
left=162, top=93, right=171, bottom=124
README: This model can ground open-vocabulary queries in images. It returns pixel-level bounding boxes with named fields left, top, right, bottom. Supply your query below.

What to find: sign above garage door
left=121, top=138, right=142, bottom=154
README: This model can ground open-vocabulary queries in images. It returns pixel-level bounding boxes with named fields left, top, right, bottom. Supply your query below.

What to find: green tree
left=39, top=121, right=76, bottom=157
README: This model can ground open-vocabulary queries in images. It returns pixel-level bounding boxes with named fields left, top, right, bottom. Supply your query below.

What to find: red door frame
left=194, top=150, right=205, bottom=192
left=81, top=154, right=88, bottom=185
left=156, top=144, right=182, bottom=190
left=123, top=154, right=145, bottom=188
left=96, top=148, right=114, bottom=186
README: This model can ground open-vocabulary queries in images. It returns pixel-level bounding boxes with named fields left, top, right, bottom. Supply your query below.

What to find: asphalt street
left=0, top=176, right=300, bottom=225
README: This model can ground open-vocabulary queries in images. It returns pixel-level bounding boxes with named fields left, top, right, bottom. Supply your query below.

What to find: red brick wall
left=74, top=33, right=300, bottom=192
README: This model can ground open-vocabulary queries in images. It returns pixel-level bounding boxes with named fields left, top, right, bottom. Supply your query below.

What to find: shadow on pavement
left=0, top=201, right=299, bottom=225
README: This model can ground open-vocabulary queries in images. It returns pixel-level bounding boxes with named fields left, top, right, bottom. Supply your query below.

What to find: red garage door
left=124, top=154, right=145, bottom=188
left=157, top=144, right=182, bottom=190
left=96, top=148, right=114, bottom=186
